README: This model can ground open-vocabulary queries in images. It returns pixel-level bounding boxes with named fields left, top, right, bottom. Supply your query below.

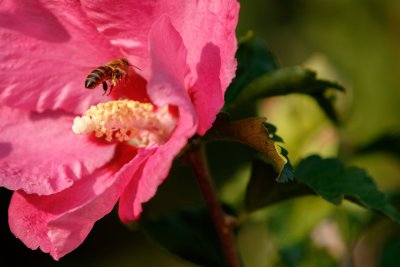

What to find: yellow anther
left=72, top=99, right=177, bottom=146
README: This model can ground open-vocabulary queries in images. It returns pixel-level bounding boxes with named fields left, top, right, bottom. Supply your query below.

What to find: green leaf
left=357, top=132, right=400, bottom=158
left=144, top=208, right=225, bottom=267
left=310, top=88, right=342, bottom=123
left=295, top=155, right=400, bottom=223
left=205, top=113, right=293, bottom=182
left=224, top=31, right=279, bottom=107
left=263, top=122, right=284, bottom=142
left=246, top=158, right=314, bottom=212
left=381, top=235, right=400, bottom=267
left=279, top=240, right=337, bottom=267
left=230, top=66, right=344, bottom=123
left=278, top=146, right=295, bottom=183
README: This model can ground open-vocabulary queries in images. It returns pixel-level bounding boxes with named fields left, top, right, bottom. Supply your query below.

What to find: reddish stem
left=186, top=141, right=241, bottom=267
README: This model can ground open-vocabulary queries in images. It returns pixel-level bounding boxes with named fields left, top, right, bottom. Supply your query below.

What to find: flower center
left=72, top=99, right=177, bottom=146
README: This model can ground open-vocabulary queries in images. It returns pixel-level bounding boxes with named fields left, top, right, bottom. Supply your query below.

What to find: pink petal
left=147, top=15, right=196, bottom=118
left=119, top=110, right=196, bottom=222
left=0, top=106, right=116, bottom=195
left=81, top=0, right=239, bottom=97
left=80, top=0, right=157, bottom=80
left=170, top=0, right=240, bottom=91
left=118, top=16, right=199, bottom=222
left=0, top=0, right=122, bottom=114
left=8, top=144, right=150, bottom=260
left=191, top=43, right=223, bottom=135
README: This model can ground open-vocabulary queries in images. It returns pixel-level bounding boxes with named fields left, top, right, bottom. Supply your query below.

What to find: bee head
left=121, top=58, right=129, bottom=66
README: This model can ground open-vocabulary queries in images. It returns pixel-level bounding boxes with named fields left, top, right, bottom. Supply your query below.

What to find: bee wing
left=79, top=66, right=97, bottom=74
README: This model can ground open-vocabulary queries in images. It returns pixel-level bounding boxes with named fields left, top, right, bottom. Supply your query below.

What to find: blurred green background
left=2, top=0, right=400, bottom=266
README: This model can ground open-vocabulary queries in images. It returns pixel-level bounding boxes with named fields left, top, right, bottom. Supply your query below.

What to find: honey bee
left=84, top=58, right=139, bottom=96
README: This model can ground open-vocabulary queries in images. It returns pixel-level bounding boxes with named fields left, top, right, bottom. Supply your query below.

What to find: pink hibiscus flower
left=0, top=0, right=239, bottom=260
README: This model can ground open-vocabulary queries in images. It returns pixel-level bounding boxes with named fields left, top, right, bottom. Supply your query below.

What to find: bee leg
left=116, top=72, right=122, bottom=80
left=116, top=67, right=127, bottom=84
left=125, top=67, right=128, bottom=84
left=102, top=82, right=108, bottom=96
left=107, top=84, right=114, bottom=96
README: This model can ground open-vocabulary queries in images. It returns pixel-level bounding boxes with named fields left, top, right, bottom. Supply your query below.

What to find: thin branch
left=185, top=140, right=241, bottom=267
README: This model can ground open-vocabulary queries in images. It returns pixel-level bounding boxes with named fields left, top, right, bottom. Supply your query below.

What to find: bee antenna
left=129, top=64, right=142, bottom=71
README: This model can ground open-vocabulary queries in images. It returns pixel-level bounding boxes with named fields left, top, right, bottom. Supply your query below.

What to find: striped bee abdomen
left=85, top=66, right=112, bottom=89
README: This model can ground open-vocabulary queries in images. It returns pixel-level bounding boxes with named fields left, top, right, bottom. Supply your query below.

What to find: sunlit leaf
left=206, top=113, right=293, bottom=182
left=296, top=155, right=400, bottom=223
